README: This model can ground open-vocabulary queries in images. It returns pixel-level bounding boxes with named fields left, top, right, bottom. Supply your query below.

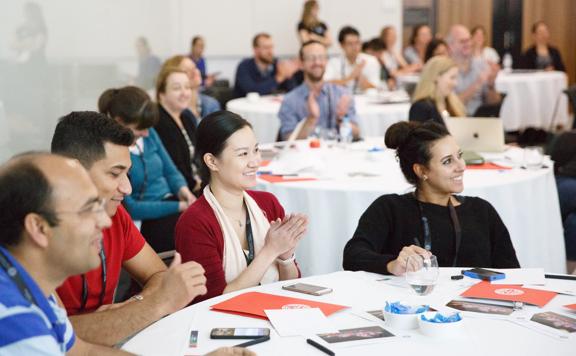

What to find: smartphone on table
left=210, top=327, right=270, bottom=339
left=282, top=283, right=333, bottom=296
left=462, top=268, right=506, bottom=281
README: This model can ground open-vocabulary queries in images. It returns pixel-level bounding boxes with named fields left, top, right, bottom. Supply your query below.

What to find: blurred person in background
left=446, top=24, right=501, bottom=115
left=234, top=33, right=299, bottom=98
left=424, top=38, right=450, bottom=63
left=297, top=0, right=332, bottom=48
left=409, top=56, right=466, bottom=125
left=188, top=36, right=219, bottom=87
left=324, top=26, right=381, bottom=92
left=99, top=87, right=194, bottom=253
left=403, top=25, right=433, bottom=66
left=470, top=26, right=500, bottom=65
left=162, top=55, right=221, bottom=121
left=135, top=37, right=162, bottom=90
left=520, top=21, right=566, bottom=71
left=380, top=26, right=421, bottom=77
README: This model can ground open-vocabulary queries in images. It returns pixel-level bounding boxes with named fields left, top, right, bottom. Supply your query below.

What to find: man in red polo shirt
left=50, top=112, right=208, bottom=346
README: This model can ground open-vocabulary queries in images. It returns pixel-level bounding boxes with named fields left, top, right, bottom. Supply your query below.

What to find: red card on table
left=211, top=291, right=348, bottom=320
left=258, top=174, right=317, bottom=183
left=564, top=304, right=576, bottom=311
left=466, top=163, right=511, bottom=170
left=460, top=281, right=557, bottom=307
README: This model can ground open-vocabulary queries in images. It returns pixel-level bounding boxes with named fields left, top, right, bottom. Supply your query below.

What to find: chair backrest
left=473, top=93, right=507, bottom=118
left=564, top=85, right=576, bottom=129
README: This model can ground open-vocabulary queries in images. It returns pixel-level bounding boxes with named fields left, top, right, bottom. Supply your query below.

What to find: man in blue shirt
left=278, top=40, right=360, bottom=140
left=234, top=33, right=300, bottom=98
left=0, top=152, right=128, bottom=355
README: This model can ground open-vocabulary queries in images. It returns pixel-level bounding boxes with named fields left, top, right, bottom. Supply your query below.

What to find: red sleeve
left=116, top=206, right=146, bottom=261
left=175, top=197, right=227, bottom=304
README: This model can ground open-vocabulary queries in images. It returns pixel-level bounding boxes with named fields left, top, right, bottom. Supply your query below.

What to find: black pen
left=545, top=274, right=576, bottom=281
left=306, top=338, right=335, bottom=355
left=234, top=335, right=270, bottom=348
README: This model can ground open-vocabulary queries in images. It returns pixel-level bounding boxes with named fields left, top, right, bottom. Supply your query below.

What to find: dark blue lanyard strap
left=416, top=196, right=462, bottom=267
left=80, top=247, right=107, bottom=311
left=0, top=249, right=66, bottom=348
left=243, top=212, right=255, bottom=266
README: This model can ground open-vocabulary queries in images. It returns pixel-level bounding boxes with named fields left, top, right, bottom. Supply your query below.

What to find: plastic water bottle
left=339, top=116, right=353, bottom=144
left=503, top=53, right=513, bottom=73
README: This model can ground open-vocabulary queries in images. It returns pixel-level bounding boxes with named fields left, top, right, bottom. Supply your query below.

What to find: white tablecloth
left=495, top=71, right=569, bottom=131
left=226, top=95, right=410, bottom=143
left=122, top=269, right=576, bottom=356
left=398, top=71, right=569, bottom=131
left=255, top=140, right=565, bottom=276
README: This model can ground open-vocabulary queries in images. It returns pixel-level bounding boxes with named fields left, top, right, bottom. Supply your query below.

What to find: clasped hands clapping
left=263, top=213, right=308, bottom=260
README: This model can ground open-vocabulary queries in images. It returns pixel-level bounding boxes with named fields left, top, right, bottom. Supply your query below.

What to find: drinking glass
left=405, top=255, right=439, bottom=296
left=523, top=146, right=543, bottom=170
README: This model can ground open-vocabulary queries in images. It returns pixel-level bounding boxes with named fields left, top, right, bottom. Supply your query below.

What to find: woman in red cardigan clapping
left=175, top=110, right=308, bottom=303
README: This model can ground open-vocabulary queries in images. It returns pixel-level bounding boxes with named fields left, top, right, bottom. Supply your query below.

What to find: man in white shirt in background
left=324, top=26, right=381, bottom=93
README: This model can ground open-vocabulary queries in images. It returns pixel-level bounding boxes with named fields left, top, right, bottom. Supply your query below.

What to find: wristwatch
left=276, top=254, right=296, bottom=266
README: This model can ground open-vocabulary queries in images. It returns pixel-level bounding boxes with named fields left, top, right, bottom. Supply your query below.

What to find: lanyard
left=340, top=59, right=358, bottom=94
left=80, top=247, right=107, bottom=311
left=243, top=212, right=255, bottom=266
left=415, top=195, right=463, bottom=267
left=0, top=248, right=66, bottom=350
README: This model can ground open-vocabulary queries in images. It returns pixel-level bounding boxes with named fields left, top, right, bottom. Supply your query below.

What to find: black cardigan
left=343, top=193, right=520, bottom=274
left=520, top=45, right=566, bottom=71
left=408, top=98, right=446, bottom=126
left=154, top=105, right=199, bottom=191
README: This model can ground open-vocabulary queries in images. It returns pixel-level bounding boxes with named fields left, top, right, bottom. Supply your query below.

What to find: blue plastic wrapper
left=385, top=301, right=429, bottom=314
left=420, top=312, right=462, bottom=323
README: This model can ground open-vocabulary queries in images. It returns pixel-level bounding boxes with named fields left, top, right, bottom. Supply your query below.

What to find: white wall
left=0, top=0, right=402, bottom=160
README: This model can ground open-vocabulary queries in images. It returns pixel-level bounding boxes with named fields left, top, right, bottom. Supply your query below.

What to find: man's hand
left=206, top=347, right=257, bottom=356
left=275, top=59, right=300, bottom=83
left=386, top=245, right=432, bottom=276
left=178, top=186, right=196, bottom=211
left=152, top=252, right=207, bottom=316
left=348, top=60, right=366, bottom=81
left=306, top=91, right=321, bottom=124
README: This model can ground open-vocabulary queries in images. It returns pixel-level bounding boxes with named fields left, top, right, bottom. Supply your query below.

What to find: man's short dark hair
left=252, top=33, right=271, bottom=48
left=51, top=111, right=134, bottom=169
left=363, top=38, right=384, bottom=52
left=299, top=40, right=325, bottom=60
left=338, top=26, right=360, bottom=44
left=191, top=36, right=202, bottom=47
left=0, top=154, right=58, bottom=247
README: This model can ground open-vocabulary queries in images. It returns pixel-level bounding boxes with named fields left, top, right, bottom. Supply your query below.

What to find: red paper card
left=258, top=174, right=317, bottom=183
left=460, top=281, right=557, bottom=307
left=211, top=291, right=348, bottom=320
left=564, top=304, right=576, bottom=310
left=466, top=163, right=511, bottom=170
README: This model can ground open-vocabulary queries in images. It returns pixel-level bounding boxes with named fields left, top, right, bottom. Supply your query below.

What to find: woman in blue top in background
left=98, top=86, right=195, bottom=252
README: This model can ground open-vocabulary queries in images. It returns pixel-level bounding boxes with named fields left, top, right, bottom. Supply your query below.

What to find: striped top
left=0, top=247, right=75, bottom=355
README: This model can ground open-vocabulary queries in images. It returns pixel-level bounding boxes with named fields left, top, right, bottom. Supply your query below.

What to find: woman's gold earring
left=423, top=175, right=428, bottom=180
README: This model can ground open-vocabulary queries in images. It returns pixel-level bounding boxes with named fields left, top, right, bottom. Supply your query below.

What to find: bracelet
left=131, top=294, right=144, bottom=302
left=276, top=254, right=296, bottom=266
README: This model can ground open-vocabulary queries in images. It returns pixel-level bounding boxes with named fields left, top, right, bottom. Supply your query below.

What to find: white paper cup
left=246, top=92, right=260, bottom=102
left=418, top=312, right=464, bottom=338
left=383, top=307, right=426, bottom=330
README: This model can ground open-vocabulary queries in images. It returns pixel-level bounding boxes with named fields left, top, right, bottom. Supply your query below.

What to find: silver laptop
left=445, top=117, right=505, bottom=152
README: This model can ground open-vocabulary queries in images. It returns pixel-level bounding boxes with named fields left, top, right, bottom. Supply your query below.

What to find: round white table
left=255, top=140, right=565, bottom=276
left=397, top=71, right=569, bottom=132
left=122, top=269, right=576, bottom=355
left=226, top=94, right=410, bottom=144
left=495, top=71, right=569, bottom=131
